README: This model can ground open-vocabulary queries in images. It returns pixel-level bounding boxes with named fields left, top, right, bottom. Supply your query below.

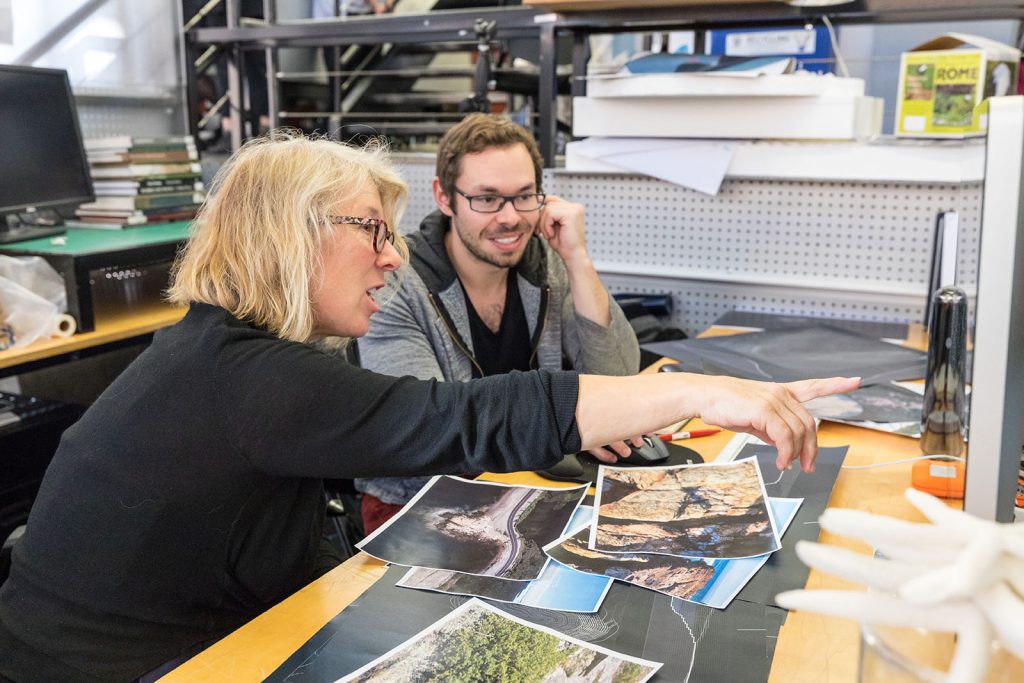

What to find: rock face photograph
left=357, top=476, right=586, bottom=580
left=547, top=527, right=717, bottom=601
left=545, top=498, right=801, bottom=609
left=339, top=599, right=661, bottom=683
left=592, top=459, right=779, bottom=559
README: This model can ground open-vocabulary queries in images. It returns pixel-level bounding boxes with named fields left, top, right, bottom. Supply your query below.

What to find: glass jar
left=859, top=621, right=1024, bottom=683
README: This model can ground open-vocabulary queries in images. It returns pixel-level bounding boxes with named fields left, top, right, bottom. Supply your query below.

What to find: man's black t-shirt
left=464, top=272, right=533, bottom=377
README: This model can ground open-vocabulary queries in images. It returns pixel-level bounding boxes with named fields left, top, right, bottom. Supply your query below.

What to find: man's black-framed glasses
left=454, top=188, right=546, bottom=214
left=327, top=215, right=394, bottom=253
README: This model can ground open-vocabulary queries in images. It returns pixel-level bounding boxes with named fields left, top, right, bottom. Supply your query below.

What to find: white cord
left=841, top=455, right=965, bottom=470
left=820, top=16, right=850, bottom=78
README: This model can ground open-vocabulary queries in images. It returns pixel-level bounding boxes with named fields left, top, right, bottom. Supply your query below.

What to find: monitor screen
left=0, top=65, right=94, bottom=215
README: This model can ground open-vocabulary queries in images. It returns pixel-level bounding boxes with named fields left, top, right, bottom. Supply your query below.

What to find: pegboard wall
left=390, top=155, right=983, bottom=337
left=394, top=156, right=439, bottom=234
left=546, top=172, right=982, bottom=337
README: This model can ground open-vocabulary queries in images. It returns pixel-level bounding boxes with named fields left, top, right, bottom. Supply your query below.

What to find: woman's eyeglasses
left=327, top=215, right=394, bottom=253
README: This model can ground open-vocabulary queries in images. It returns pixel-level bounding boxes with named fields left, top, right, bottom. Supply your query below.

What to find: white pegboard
left=389, top=155, right=981, bottom=333
left=545, top=173, right=982, bottom=296
left=393, top=154, right=438, bottom=233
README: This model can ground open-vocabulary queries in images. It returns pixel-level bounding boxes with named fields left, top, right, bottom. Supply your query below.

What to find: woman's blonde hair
left=167, top=129, right=408, bottom=342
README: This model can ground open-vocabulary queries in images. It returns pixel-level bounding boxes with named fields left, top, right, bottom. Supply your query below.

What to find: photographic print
left=396, top=559, right=613, bottom=614
left=804, top=381, right=922, bottom=423
left=336, top=598, right=662, bottom=683
left=545, top=498, right=801, bottom=609
left=397, top=506, right=613, bottom=613
left=357, top=476, right=587, bottom=581
left=591, top=458, right=779, bottom=559
left=804, top=381, right=924, bottom=437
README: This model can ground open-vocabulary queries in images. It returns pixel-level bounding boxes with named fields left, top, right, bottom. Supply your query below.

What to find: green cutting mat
left=0, top=221, right=191, bottom=256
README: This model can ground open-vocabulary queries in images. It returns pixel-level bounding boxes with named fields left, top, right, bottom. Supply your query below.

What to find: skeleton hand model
left=777, top=488, right=1024, bottom=682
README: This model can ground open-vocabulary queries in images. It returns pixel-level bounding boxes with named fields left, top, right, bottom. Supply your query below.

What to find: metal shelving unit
left=183, top=1, right=1024, bottom=162
left=183, top=3, right=558, bottom=152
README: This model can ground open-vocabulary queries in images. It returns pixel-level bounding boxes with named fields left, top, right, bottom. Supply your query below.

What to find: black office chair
left=319, top=339, right=366, bottom=559
left=323, top=481, right=364, bottom=559
left=0, top=525, right=24, bottom=584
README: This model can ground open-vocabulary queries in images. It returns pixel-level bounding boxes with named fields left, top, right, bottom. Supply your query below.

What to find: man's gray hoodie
left=355, top=210, right=640, bottom=504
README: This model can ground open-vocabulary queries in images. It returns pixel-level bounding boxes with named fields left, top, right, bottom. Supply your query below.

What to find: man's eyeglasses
left=454, top=188, right=546, bottom=214
left=327, top=215, right=394, bottom=253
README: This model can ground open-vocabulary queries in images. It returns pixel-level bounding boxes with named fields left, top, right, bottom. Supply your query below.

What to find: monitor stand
left=0, top=212, right=67, bottom=245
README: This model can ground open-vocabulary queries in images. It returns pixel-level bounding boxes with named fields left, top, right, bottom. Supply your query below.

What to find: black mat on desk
left=644, top=324, right=927, bottom=386
left=265, top=446, right=847, bottom=683
left=714, top=310, right=911, bottom=340
left=265, top=565, right=786, bottom=683
left=736, top=445, right=848, bottom=607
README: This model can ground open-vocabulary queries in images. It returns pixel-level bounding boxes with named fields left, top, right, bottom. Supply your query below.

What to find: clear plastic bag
left=0, top=255, right=73, bottom=351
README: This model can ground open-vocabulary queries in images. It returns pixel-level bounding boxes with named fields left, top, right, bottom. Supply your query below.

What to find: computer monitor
left=0, top=65, right=94, bottom=244
left=963, top=95, right=1024, bottom=522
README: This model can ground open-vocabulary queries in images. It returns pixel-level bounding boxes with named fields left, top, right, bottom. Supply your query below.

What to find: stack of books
left=73, top=135, right=204, bottom=227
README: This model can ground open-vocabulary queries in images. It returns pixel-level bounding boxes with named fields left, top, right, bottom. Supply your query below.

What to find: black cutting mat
left=266, top=566, right=786, bottom=683
left=265, top=445, right=847, bottom=682
left=644, top=324, right=927, bottom=386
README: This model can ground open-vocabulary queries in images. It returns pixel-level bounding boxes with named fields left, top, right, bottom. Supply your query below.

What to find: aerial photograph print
left=357, top=476, right=587, bottom=580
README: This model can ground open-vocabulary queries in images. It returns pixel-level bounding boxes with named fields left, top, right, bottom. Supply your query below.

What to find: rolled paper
left=51, top=313, right=76, bottom=338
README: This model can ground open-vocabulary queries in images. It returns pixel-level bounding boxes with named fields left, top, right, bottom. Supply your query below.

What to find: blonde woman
left=0, top=131, right=856, bottom=682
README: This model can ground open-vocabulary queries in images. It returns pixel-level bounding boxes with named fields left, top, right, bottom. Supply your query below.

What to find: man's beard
left=451, top=215, right=533, bottom=269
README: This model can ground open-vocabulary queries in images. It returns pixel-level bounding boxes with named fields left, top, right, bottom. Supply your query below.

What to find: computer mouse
left=623, top=435, right=671, bottom=465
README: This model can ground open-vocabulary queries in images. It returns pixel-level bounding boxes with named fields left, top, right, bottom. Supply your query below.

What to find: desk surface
left=0, top=222, right=191, bottom=373
left=162, top=403, right=933, bottom=681
left=0, top=303, right=186, bottom=373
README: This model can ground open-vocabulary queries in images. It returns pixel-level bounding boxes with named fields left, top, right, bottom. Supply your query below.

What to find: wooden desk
left=1, top=222, right=191, bottom=377
left=162, top=418, right=929, bottom=682
left=0, top=303, right=185, bottom=378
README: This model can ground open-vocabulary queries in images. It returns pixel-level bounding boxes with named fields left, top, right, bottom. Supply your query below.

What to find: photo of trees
left=338, top=599, right=661, bottom=682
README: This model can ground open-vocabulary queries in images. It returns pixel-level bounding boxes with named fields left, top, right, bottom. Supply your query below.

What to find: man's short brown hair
left=435, top=113, right=544, bottom=209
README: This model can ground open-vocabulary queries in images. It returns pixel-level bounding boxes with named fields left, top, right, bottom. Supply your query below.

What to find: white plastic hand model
left=776, top=488, right=1024, bottom=683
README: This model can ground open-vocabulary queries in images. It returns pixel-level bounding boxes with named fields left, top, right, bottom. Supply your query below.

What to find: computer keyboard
left=0, top=392, right=76, bottom=432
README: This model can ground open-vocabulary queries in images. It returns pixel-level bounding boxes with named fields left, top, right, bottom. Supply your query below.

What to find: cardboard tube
left=51, top=313, right=77, bottom=338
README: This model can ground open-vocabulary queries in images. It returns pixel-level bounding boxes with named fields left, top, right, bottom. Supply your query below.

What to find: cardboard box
left=895, top=33, right=1020, bottom=137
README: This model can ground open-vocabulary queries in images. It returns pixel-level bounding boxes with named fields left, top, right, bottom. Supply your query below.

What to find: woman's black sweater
left=0, top=304, right=580, bottom=682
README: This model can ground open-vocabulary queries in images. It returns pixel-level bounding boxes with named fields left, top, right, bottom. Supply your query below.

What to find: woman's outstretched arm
left=576, top=373, right=860, bottom=473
